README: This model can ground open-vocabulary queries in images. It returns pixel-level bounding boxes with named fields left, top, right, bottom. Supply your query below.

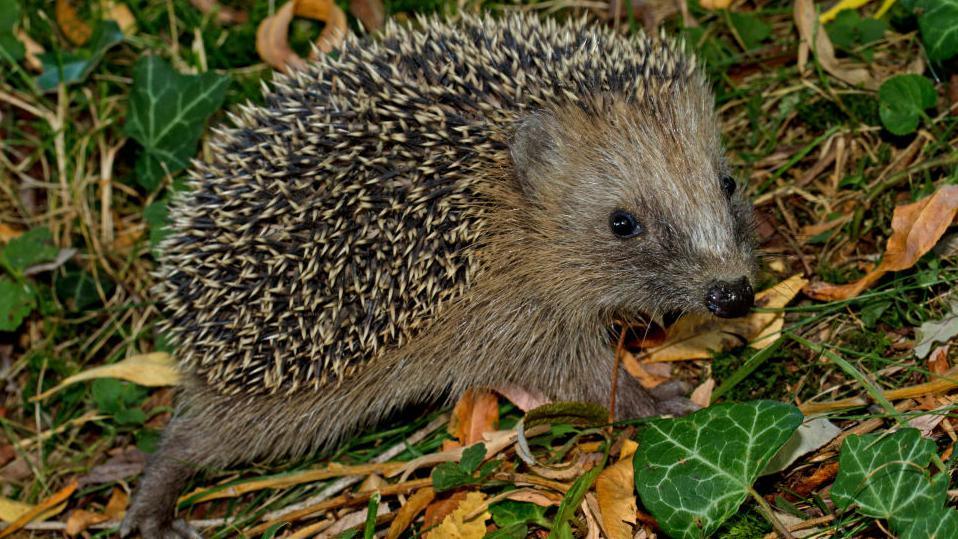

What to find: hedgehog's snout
left=704, top=277, right=754, bottom=318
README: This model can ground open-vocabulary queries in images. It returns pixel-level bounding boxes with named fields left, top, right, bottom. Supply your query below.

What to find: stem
left=748, top=486, right=794, bottom=539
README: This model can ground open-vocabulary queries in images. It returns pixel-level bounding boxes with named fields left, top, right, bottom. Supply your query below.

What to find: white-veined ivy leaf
left=915, top=300, right=958, bottom=358
left=36, top=21, right=122, bottom=91
left=917, top=0, right=958, bottom=62
left=633, top=401, right=803, bottom=539
left=831, top=428, right=945, bottom=534
left=0, top=0, right=24, bottom=62
left=0, top=277, right=36, bottom=331
left=0, top=227, right=58, bottom=276
left=124, top=56, right=229, bottom=190
left=901, top=508, right=958, bottom=539
left=878, top=74, right=937, bottom=136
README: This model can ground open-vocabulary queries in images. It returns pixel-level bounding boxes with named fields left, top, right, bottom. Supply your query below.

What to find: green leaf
left=0, top=227, right=58, bottom=275
left=524, top=401, right=609, bottom=429
left=548, top=450, right=607, bottom=539
left=825, top=10, right=887, bottom=50
left=633, top=401, right=803, bottom=539
left=91, top=378, right=147, bottom=415
left=728, top=12, right=771, bottom=50
left=431, top=462, right=472, bottom=492
left=484, top=523, right=529, bottom=539
left=832, top=428, right=945, bottom=534
left=36, top=20, right=123, bottom=90
left=878, top=74, right=937, bottom=136
left=902, top=508, right=958, bottom=539
left=916, top=0, right=958, bottom=62
left=144, top=199, right=171, bottom=252
left=0, top=277, right=36, bottom=331
left=460, top=443, right=486, bottom=473
left=0, top=0, right=24, bottom=62
left=490, top=500, right=548, bottom=529
left=124, top=56, right=229, bottom=190
left=56, top=270, right=114, bottom=311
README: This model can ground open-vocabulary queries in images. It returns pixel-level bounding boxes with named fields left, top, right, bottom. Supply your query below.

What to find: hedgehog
left=121, top=12, right=757, bottom=538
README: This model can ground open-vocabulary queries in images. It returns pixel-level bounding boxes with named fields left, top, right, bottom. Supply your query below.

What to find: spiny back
left=155, top=13, right=702, bottom=395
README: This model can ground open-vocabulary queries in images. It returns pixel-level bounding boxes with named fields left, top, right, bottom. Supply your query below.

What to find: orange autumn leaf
left=0, top=480, right=76, bottom=538
left=445, top=389, right=499, bottom=449
left=806, top=185, right=958, bottom=301
left=55, top=0, right=92, bottom=45
left=595, top=457, right=637, bottom=539
left=385, top=487, right=435, bottom=539
left=257, top=0, right=347, bottom=73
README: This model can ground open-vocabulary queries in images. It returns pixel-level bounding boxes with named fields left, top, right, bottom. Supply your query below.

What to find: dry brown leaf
left=690, top=378, right=715, bottom=408
left=621, top=351, right=671, bottom=388
left=104, top=1, right=137, bottom=34
left=642, top=275, right=807, bottom=362
left=55, top=0, right=92, bottom=45
left=699, top=0, right=732, bottom=8
left=806, top=186, right=958, bottom=301
left=190, top=0, right=248, bottom=24
left=65, top=510, right=110, bottom=536
left=0, top=480, right=76, bottom=538
left=0, top=224, right=22, bottom=243
left=794, top=0, right=876, bottom=89
left=17, top=30, right=44, bottom=72
left=349, top=0, right=385, bottom=32
left=386, top=487, right=435, bottom=539
left=424, top=491, right=489, bottom=539
left=595, top=457, right=637, bottom=539
left=504, top=489, right=563, bottom=506
left=929, top=346, right=950, bottom=376
left=495, top=385, right=550, bottom=412
left=358, top=473, right=386, bottom=492
left=257, top=0, right=347, bottom=72
left=446, top=389, right=499, bottom=449
left=32, top=352, right=180, bottom=401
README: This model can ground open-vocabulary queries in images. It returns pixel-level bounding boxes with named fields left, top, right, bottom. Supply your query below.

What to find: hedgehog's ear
left=510, top=112, right=561, bottom=201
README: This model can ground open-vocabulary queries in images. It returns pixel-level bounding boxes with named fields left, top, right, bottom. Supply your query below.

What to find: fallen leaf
left=915, top=302, right=958, bottom=359
left=385, top=487, right=435, bottom=539
left=0, top=224, right=22, bottom=243
left=699, top=0, right=732, bottom=9
left=0, top=497, right=33, bottom=523
left=446, top=389, right=499, bottom=449
left=642, top=275, right=806, bottom=362
left=104, top=1, right=137, bottom=35
left=788, top=461, right=839, bottom=498
left=595, top=457, right=637, bottom=539
left=690, top=378, right=715, bottom=408
left=761, top=418, right=842, bottom=475
left=189, top=0, right=248, bottom=24
left=929, top=346, right=950, bottom=376
left=504, top=489, right=563, bottom=506
left=495, top=385, right=550, bottom=412
left=794, top=0, right=876, bottom=89
left=0, top=480, right=76, bottom=538
left=78, top=446, right=146, bottom=486
left=806, top=186, right=958, bottom=301
left=258, top=0, right=347, bottom=72
left=907, top=403, right=949, bottom=437
left=621, top=352, right=671, bottom=388
left=358, top=473, right=386, bottom=492
left=819, top=0, right=872, bottom=23
left=349, top=0, right=384, bottom=32
left=16, top=29, right=43, bottom=71
left=55, top=0, right=92, bottom=45
left=32, top=352, right=180, bottom=401
left=426, top=491, right=489, bottom=539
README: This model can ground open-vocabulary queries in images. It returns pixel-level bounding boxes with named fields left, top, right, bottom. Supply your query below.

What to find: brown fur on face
left=122, top=13, right=754, bottom=538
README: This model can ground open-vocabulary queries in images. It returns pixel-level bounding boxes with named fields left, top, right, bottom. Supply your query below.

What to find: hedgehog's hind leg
left=120, top=415, right=206, bottom=539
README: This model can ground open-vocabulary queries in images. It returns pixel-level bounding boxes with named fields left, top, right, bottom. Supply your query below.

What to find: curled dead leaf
left=640, top=274, right=806, bottom=362
left=446, top=389, right=499, bottom=449
left=55, top=0, right=92, bottom=45
left=17, top=30, right=44, bottom=72
left=424, top=491, right=489, bottom=539
left=257, top=0, right=348, bottom=72
left=794, top=0, right=876, bottom=89
left=690, top=378, right=715, bottom=409
left=0, top=480, right=76, bottom=538
left=385, top=487, right=435, bottom=539
left=32, top=352, right=180, bottom=401
left=805, top=185, right=958, bottom=301
left=595, top=457, right=637, bottom=539
left=65, top=488, right=125, bottom=537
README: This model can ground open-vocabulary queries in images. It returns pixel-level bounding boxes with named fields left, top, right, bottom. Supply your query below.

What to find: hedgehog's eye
left=609, top=210, right=643, bottom=239
left=720, top=175, right=737, bottom=198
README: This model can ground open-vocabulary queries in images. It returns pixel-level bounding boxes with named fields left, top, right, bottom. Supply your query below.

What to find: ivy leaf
left=916, top=0, right=958, bottom=62
left=633, top=401, right=803, bottom=539
left=431, top=462, right=472, bottom=492
left=902, top=508, right=958, bottom=539
left=36, top=20, right=122, bottom=91
left=0, top=0, right=24, bottom=62
left=831, top=428, right=945, bottom=534
left=878, top=74, right=937, bottom=136
left=124, top=56, right=229, bottom=190
left=0, top=227, right=58, bottom=276
left=489, top=500, right=548, bottom=529
left=825, top=10, right=887, bottom=51
left=0, top=277, right=36, bottom=331
left=460, top=443, right=486, bottom=473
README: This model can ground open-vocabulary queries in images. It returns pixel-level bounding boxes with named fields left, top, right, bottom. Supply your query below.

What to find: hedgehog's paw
left=120, top=507, right=201, bottom=539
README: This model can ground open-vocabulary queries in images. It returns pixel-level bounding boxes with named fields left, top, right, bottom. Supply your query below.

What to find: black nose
left=705, top=278, right=754, bottom=318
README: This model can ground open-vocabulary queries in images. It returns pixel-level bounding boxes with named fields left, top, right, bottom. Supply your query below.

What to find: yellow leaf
left=642, top=275, right=806, bottom=362
left=0, top=481, right=76, bottom=538
left=819, top=0, right=873, bottom=24
left=32, top=352, right=180, bottom=401
left=428, top=491, right=489, bottom=539
left=699, top=0, right=732, bottom=9
left=595, top=458, right=636, bottom=539
left=0, top=498, right=33, bottom=523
